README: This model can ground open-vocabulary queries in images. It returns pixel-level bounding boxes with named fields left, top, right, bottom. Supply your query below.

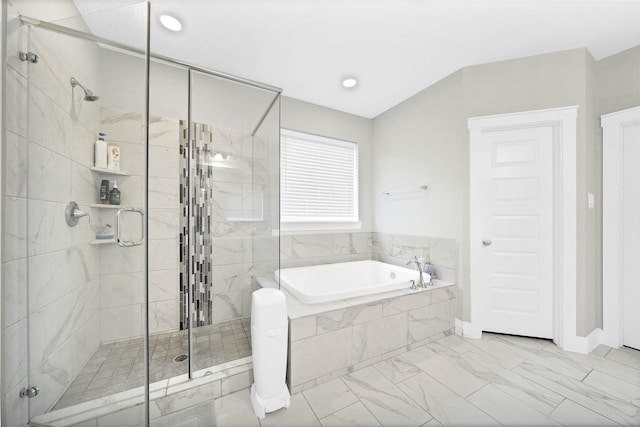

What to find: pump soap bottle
left=109, top=181, right=121, bottom=205
left=95, top=133, right=107, bottom=169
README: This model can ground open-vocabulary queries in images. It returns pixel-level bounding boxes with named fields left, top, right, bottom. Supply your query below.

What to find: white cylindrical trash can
left=250, top=288, right=291, bottom=418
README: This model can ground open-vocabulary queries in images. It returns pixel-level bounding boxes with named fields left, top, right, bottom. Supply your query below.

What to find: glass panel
left=187, top=70, right=279, bottom=376
left=3, top=8, right=30, bottom=427
left=146, top=60, right=189, bottom=383
left=252, top=96, right=281, bottom=291
left=0, top=3, right=149, bottom=424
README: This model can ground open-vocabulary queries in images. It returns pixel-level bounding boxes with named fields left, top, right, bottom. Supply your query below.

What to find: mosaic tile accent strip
left=180, top=121, right=215, bottom=327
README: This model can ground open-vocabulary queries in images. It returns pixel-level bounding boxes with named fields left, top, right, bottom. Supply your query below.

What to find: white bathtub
left=275, top=260, right=421, bottom=304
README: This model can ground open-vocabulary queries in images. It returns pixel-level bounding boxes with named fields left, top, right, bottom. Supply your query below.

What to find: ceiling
left=70, top=0, right=640, bottom=118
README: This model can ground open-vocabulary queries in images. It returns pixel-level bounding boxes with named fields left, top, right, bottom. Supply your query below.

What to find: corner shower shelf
left=90, top=166, right=129, bottom=176
left=90, top=239, right=116, bottom=245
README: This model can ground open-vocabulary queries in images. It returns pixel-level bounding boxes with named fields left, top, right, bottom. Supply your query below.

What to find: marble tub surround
left=280, top=232, right=373, bottom=269
left=280, top=232, right=457, bottom=284
left=372, top=232, right=458, bottom=283
left=284, top=278, right=455, bottom=320
left=287, top=283, right=456, bottom=393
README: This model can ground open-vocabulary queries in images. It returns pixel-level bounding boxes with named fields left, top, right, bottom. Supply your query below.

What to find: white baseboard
left=455, top=320, right=605, bottom=353
left=561, top=328, right=604, bottom=354
left=455, top=319, right=482, bottom=339
left=455, top=319, right=463, bottom=335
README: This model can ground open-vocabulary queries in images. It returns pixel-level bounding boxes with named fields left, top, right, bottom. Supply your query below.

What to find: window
left=280, top=129, right=359, bottom=227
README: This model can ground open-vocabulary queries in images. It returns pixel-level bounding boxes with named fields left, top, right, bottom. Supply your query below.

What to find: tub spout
left=407, top=256, right=430, bottom=288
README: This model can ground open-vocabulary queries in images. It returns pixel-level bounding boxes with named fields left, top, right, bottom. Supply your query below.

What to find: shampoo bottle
left=94, top=133, right=107, bottom=169
left=109, top=181, right=121, bottom=205
left=107, top=144, right=121, bottom=171
left=99, top=179, right=109, bottom=204
left=423, top=262, right=437, bottom=278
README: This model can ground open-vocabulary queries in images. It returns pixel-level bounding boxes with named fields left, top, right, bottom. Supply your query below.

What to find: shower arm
left=69, top=77, right=85, bottom=91
left=70, top=77, right=99, bottom=101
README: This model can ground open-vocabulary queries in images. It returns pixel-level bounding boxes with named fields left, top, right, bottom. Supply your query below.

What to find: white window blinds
left=281, top=129, right=359, bottom=223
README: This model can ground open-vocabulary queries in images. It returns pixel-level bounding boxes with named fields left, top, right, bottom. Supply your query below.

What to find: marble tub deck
left=214, top=333, right=640, bottom=427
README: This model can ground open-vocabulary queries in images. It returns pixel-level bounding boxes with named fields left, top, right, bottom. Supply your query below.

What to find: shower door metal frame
left=17, top=2, right=283, bottom=409
left=184, top=68, right=281, bottom=379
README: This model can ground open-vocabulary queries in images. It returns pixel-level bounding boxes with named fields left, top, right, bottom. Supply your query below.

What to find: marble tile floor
left=53, top=317, right=251, bottom=411
left=151, top=399, right=217, bottom=427
left=214, top=332, right=640, bottom=426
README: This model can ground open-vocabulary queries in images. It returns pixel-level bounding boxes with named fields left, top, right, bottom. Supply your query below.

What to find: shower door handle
left=116, top=208, right=145, bottom=247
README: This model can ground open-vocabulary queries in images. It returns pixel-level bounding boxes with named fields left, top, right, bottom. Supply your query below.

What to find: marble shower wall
left=182, top=123, right=276, bottom=326
left=99, top=112, right=273, bottom=336
left=2, top=20, right=102, bottom=419
left=98, top=107, right=181, bottom=342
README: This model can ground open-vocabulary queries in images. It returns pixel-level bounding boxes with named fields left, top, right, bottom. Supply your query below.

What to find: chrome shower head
left=70, top=77, right=99, bottom=102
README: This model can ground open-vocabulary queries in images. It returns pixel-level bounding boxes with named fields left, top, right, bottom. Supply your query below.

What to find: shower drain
left=173, top=354, right=188, bottom=363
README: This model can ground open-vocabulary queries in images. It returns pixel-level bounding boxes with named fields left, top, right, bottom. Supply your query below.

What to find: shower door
left=4, top=4, right=151, bottom=423
left=185, top=69, right=281, bottom=376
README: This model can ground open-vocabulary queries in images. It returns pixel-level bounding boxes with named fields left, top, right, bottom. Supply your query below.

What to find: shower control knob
left=482, top=239, right=492, bottom=247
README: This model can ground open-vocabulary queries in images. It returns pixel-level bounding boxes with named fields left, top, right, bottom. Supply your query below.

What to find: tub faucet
left=406, top=256, right=429, bottom=288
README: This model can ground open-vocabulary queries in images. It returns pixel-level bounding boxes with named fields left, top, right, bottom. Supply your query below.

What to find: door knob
left=482, top=239, right=492, bottom=247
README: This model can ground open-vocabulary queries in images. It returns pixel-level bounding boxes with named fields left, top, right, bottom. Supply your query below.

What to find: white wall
left=596, top=46, right=640, bottom=117
left=372, top=70, right=466, bottom=317
left=372, top=48, right=604, bottom=334
left=463, top=48, right=597, bottom=335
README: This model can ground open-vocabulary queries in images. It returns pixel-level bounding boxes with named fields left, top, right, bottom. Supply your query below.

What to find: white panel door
left=472, top=126, right=554, bottom=338
left=622, top=122, right=640, bottom=350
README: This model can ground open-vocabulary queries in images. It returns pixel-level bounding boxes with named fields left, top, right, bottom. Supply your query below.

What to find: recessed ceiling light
left=342, top=77, right=358, bottom=88
left=160, top=14, right=182, bottom=32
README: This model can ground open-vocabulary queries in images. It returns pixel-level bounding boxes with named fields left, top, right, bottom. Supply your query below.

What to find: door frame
left=468, top=106, right=581, bottom=352
left=601, top=106, right=640, bottom=348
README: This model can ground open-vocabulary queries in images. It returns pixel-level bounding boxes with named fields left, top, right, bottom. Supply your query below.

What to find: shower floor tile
left=53, top=317, right=252, bottom=411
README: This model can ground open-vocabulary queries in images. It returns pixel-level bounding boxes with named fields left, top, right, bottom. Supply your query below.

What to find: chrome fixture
left=65, top=201, right=91, bottom=227
left=116, top=208, right=145, bottom=247
left=406, top=256, right=432, bottom=288
left=382, top=184, right=428, bottom=196
left=19, top=51, right=38, bottom=63
left=482, top=239, right=492, bottom=247
left=19, top=386, right=39, bottom=398
left=70, top=76, right=100, bottom=101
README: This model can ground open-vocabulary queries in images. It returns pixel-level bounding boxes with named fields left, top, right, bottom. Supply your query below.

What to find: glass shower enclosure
left=1, top=2, right=280, bottom=425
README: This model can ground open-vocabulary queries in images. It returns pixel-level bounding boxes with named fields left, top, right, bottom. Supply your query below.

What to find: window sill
left=276, top=221, right=363, bottom=235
